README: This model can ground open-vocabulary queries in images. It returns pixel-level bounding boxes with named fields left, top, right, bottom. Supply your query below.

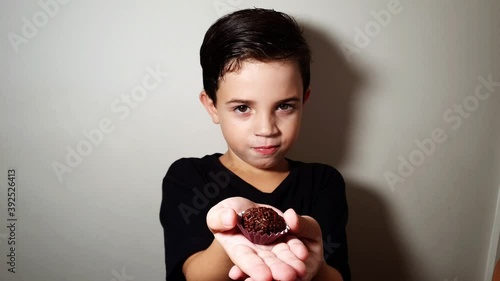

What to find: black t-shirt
left=160, top=153, right=351, bottom=281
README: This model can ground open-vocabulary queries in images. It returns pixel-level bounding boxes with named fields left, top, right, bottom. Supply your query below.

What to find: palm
left=207, top=197, right=316, bottom=280
left=215, top=229, right=307, bottom=281
left=298, top=238, right=324, bottom=281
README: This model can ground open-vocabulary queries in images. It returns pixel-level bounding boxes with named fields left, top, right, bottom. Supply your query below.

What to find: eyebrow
left=225, top=99, right=255, bottom=106
left=277, top=97, right=301, bottom=104
left=225, top=97, right=301, bottom=106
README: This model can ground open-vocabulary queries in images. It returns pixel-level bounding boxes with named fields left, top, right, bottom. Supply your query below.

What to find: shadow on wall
left=288, top=24, right=415, bottom=281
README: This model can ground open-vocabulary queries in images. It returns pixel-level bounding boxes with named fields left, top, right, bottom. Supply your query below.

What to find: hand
left=228, top=209, right=325, bottom=281
left=206, top=197, right=309, bottom=281
left=289, top=213, right=325, bottom=281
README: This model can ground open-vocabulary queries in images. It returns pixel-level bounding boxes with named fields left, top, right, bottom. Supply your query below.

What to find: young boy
left=160, top=8, right=350, bottom=281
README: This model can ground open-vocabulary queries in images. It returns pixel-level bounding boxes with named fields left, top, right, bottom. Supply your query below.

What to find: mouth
left=252, top=145, right=280, bottom=155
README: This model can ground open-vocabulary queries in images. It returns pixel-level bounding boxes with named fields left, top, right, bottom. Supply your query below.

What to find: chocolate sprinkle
left=241, top=207, right=287, bottom=235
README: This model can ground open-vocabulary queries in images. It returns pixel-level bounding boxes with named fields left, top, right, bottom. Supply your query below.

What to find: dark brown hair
left=200, top=8, right=311, bottom=105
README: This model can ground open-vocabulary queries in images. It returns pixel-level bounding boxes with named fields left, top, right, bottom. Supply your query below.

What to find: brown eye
left=277, top=104, right=293, bottom=111
left=235, top=105, right=250, bottom=113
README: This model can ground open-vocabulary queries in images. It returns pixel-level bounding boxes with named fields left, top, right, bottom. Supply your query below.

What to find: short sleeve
left=159, top=159, right=215, bottom=281
left=310, top=166, right=351, bottom=281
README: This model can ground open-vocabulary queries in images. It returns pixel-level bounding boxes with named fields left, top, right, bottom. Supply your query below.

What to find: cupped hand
left=206, top=197, right=309, bottom=281
left=287, top=212, right=325, bottom=281
left=226, top=207, right=326, bottom=281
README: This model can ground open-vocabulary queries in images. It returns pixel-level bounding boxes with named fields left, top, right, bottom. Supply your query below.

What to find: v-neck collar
left=210, top=153, right=298, bottom=195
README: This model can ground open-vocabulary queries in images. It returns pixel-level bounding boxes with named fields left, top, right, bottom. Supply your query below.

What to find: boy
left=160, top=8, right=350, bottom=281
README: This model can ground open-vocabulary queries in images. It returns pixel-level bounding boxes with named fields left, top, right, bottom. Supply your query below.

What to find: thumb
left=284, top=209, right=322, bottom=240
left=206, top=207, right=238, bottom=233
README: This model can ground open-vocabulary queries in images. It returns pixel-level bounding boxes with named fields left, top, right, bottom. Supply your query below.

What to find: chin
left=249, top=154, right=287, bottom=170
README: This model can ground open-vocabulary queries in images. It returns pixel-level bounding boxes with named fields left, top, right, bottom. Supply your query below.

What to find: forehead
left=223, top=58, right=300, bottom=78
left=217, top=59, right=303, bottom=100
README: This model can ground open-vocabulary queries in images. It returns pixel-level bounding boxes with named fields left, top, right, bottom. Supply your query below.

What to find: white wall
left=1, top=1, right=499, bottom=281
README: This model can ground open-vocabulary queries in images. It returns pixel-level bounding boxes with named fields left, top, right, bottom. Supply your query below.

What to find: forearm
left=182, top=239, right=234, bottom=281
left=312, top=262, right=343, bottom=281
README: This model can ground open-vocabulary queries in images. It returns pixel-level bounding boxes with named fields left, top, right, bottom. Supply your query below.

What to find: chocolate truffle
left=241, top=207, right=287, bottom=235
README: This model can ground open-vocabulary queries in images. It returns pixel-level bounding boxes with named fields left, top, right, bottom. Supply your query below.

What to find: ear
left=303, top=87, right=311, bottom=104
left=199, top=90, right=220, bottom=124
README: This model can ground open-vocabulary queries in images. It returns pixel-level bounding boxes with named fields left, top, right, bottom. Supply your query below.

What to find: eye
left=277, top=104, right=294, bottom=111
left=234, top=105, right=250, bottom=113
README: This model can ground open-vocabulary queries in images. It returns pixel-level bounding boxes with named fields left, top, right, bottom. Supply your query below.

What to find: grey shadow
left=347, top=181, right=414, bottom=281
left=288, top=23, right=415, bottom=281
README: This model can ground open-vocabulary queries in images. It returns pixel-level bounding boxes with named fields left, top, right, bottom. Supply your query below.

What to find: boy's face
left=200, top=59, right=310, bottom=170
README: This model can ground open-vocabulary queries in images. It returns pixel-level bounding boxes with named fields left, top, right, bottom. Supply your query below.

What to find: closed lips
left=253, top=145, right=279, bottom=149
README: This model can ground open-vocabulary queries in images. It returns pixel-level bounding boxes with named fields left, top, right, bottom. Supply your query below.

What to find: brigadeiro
left=237, top=206, right=290, bottom=245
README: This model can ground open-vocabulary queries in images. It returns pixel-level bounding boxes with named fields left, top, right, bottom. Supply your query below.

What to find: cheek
left=279, top=114, right=301, bottom=128
left=221, top=120, right=247, bottom=137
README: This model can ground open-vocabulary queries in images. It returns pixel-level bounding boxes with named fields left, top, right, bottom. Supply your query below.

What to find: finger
left=284, top=209, right=322, bottom=240
left=283, top=208, right=300, bottom=231
left=206, top=207, right=238, bottom=233
left=228, top=265, right=246, bottom=280
left=285, top=236, right=309, bottom=261
left=218, top=196, right=258, bottom=213
left=271, top=242, right=307, bottom=278
left=257, top=250, right=297, bottom=281
left=231, top=244, right=273, bottom=281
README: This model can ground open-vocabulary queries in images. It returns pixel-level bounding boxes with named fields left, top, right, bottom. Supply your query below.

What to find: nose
left=254, top=112, right=279, bottom=137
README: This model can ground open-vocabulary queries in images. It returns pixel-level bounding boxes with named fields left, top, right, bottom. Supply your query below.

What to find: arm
left=182, top=239, right=234, bottom=281
left=182, top=203, right=245, bottom=281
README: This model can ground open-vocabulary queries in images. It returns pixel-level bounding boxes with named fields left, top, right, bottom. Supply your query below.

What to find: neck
left=219, top=151, right=291, bottom=193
